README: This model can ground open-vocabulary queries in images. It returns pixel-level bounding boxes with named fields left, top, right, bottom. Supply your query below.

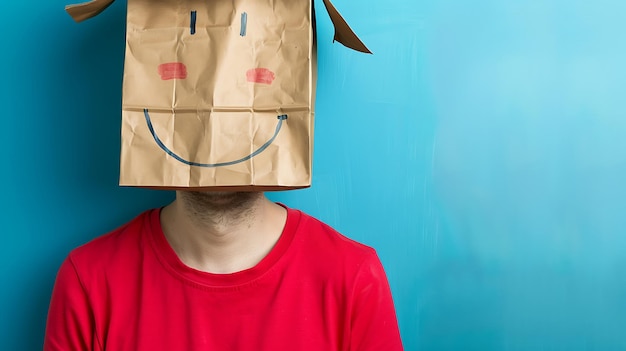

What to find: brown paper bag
left=66, top=0, right=370, bottom=190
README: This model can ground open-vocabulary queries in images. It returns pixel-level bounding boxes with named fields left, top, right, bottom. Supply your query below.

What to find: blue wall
left=2, top=0, right=626, bottom=350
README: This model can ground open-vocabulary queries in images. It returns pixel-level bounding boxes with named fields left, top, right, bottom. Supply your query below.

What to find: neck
left=160, top=191, right=287, bottom=274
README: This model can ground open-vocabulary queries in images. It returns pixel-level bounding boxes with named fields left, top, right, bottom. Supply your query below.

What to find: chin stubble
left=179, top=191, right=263, bottom=227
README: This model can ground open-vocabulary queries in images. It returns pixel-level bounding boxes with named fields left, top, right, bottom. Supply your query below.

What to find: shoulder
left=288, top=208, right=381, bottom=275
left=296, top=209, right=376, bottom=252
left=67, top=209, right=156, bottom=276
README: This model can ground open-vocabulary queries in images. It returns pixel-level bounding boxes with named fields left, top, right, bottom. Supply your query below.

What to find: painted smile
left=143, top=109, right=288, bottom=167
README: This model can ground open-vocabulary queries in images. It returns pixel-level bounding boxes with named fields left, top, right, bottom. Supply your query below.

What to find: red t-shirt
left=45, top=207, right=403, bottom=350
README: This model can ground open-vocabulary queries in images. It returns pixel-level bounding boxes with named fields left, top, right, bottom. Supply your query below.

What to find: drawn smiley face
left=122, top=0, right=312, bottom=168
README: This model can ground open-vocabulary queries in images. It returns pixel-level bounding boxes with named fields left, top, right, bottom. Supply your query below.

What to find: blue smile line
left=144, top=109, right=288, bottom=168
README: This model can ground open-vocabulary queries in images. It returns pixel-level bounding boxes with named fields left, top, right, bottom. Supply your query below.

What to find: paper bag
left=66, top=0, right=370, bottom=190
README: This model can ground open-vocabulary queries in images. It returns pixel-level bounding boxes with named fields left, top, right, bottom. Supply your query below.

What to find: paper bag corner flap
left=322, top=0, right=372, bottom=54
left=65, top=0, right=115, bottom=23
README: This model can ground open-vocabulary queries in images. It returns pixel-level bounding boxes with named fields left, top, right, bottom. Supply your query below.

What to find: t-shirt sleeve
left=349, top=252, right=404, bottom=351
left=44, top=255, right=99, bottom=351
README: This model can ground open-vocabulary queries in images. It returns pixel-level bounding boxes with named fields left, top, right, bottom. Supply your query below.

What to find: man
left=50, top=0, right=402, bottom=348
left=44, top=191, right=404, bottom=350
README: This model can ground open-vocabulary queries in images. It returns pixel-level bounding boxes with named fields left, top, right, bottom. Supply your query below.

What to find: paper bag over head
left=66, top=0, right=370, bottom=191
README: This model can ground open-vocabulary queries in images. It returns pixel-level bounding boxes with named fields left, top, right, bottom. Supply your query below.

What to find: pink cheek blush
left=158, top=62, right=188, bottom=80
left=246, top=68, right=276, bottom=85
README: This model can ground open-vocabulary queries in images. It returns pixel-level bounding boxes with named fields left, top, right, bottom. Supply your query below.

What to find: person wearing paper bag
left=44, top=0, right=403, bottom=350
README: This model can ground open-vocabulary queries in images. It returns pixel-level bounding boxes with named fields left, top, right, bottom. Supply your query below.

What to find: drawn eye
left=240, top=12, right=247, bottom=36
left=190, top=10, right=197, bottom=35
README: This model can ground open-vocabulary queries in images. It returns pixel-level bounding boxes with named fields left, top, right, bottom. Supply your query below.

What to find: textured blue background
left=2, top=0, right=626, bottom=350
